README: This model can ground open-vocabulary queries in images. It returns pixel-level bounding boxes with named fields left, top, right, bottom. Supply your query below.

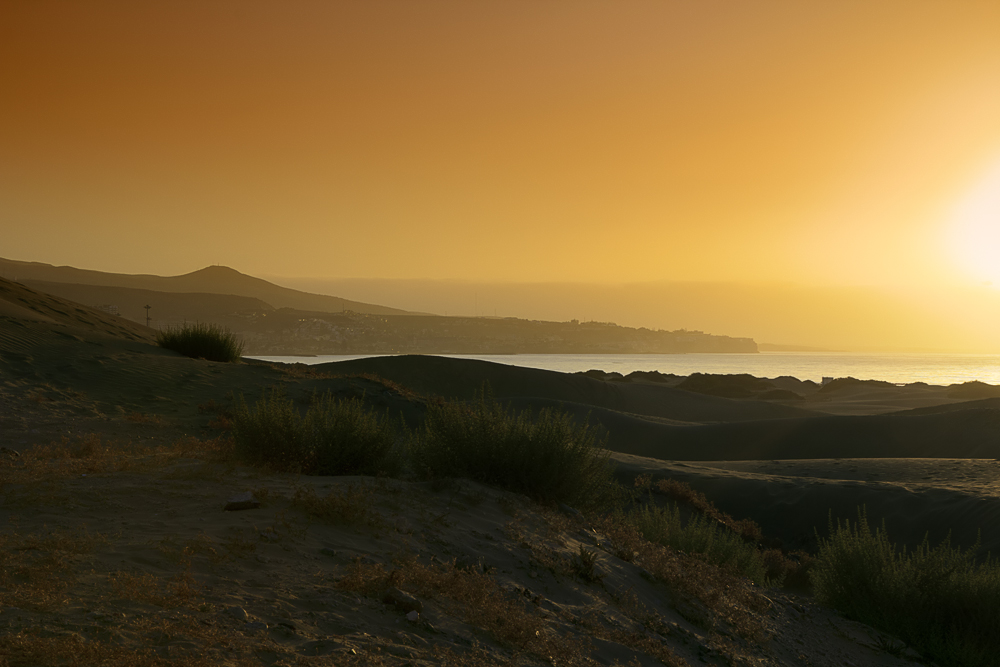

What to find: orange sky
left=3, top=2, right=1000, bottom=348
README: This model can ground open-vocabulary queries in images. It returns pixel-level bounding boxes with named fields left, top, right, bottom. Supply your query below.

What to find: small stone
left=258, top=529, right=280, bottom=543
left=381, top=586, right=423, bottom=614
left=224, top=492, right=260, bottom=511
left=225, top=606, right=248, bottom=622
left=244, top=621, right=267, bottom=632
left=274, top=621, right=297, bottom=634
left=406, top=610, right=419, bottom=622
left=320, top=548, right=337, bottom=557
left=558, top=502, right=582, bottom=518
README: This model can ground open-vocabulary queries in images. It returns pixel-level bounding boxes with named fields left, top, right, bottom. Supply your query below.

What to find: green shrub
left=811, top=507, right=1000, bottom=667
left=412, top=392, right=615, bottom=507
left=156, top=322, right=245, bottom=363
left=232, top=389, right=401, bottom=477
left=628, top=501, right=771, bottom=585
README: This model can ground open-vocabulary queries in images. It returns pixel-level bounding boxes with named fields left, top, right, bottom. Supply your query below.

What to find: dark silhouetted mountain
left=0, top=258, right=410, bottom=316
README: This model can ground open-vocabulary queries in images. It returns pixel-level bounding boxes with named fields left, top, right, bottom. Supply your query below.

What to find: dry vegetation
left=0, top=396, right=931, bottom=667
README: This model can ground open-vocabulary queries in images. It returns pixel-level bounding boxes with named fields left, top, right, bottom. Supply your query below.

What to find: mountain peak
left=183, top=265, right=244, bottom=277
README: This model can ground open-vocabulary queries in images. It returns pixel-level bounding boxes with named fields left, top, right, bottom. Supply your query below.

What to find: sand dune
left=0, top=277, right=153, bottom=342
left=3, top=279, right=998, bottom=664
left=322, top=354, right=819, bottom=423
left=613, top=453, right=1000, bottom=555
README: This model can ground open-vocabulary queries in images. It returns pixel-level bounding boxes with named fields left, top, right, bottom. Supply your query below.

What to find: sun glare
left=949, top=158, right=1000, bottom=286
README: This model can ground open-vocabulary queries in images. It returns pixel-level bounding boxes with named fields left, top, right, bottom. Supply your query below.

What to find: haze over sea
left=249, top=352, right=1000, bottom=386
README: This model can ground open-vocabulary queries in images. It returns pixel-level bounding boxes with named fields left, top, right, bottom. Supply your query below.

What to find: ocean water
left=247, top=352, right=1000, bottom=386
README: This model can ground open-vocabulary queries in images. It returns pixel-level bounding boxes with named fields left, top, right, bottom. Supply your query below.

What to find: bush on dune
left=412, top=391, right=615, bottom=508
left=628, top=501, right=771, bottom=585
left=156, top=322, right=245, bottom=363
left=811, top=507, right=1000, bottom=667
left=232, top=389, right=402, bottom=477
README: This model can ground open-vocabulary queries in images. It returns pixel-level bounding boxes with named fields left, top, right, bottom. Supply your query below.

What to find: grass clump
left=412, top=391, right=615, bottom=507
left=156, top=322, right=245, bottom=363
left=232, top=389, right=401, bottom=476
left=811, top=507, right=1000, bottom=667
left=628, top=501, right=771, bottom=585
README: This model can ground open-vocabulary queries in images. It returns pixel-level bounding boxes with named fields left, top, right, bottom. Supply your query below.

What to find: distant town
left=1, top=258, right=757, bottom=355
left=232, top=310, right=757, bottom=355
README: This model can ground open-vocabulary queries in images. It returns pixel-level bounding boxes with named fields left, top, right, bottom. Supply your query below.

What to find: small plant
left=156, top=322, right=245, bottom=363
left=628, top=501, right=771, bottom=585
left=811, top=507, right=1000, bottom=667
left=412, top=390, right=615, bottom=508
left=597, top=516, right=770, bottom=643
left=572, top=545, right=603, bottom=582
left=124, top=411, right=165, bottom=427
left=231, top=389, right=402, bottom=476
left=653, top=478, right=763, bottom=542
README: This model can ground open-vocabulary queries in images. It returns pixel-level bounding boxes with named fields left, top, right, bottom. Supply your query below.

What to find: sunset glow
left=950, top=158, right=1000, bottom=286
left=3, top=1, right=1000, bottom=350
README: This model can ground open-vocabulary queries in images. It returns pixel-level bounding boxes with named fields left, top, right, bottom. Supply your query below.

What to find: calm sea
left=247, top=352, right=1000, bottom=386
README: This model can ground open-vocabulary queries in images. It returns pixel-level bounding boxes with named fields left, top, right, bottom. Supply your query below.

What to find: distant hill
left=1, top=258, right=759, bottom=354
left=20, top=280, right=274, bottom=328
left=0, top=258, right=411, bottom=316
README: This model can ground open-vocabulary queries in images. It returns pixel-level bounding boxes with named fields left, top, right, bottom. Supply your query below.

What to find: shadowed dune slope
left=504, top=397, right=1000, bottom=460
left=0, top=277, right=154, bottom=344
left=321, top=354, right=820, bottom=424
left=325, top=356, right=1000, bottom=460
left=613, top=453, right=1000, bottom=555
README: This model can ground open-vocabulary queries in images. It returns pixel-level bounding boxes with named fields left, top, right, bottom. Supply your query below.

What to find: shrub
left=627, top=501, right=771, bottom=585
left=811, top=507, right=1000, bottom=667
left=412, top=391, right=615, bottom=507
left=156, top=322, right=244, bottom=363
left=652, top=478, right=763, bottom=542
left=231, top=389, right=401, bottom=476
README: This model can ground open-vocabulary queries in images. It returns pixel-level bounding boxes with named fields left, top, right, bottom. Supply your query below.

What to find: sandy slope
left=0, top=460, right=923, bottom=667
left=612, top=454, right=1000, bottom=555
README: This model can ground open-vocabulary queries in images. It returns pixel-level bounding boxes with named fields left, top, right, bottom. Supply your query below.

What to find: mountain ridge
left=0, top=258, right=412, bottom=316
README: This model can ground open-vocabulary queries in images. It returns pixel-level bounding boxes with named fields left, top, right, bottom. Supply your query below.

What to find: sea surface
left=247, top=352, right=1000, bottom=386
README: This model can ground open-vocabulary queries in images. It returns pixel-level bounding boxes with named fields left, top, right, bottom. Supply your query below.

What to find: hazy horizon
left=263, top=275, right=1000, bottom=354
left=4, top=2, right=1000, bottom=353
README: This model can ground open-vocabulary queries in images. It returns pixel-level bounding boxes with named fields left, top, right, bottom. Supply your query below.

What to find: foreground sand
left=4, top=276, right=999, bottom=664
left=1, top=450, right=924, bottom=666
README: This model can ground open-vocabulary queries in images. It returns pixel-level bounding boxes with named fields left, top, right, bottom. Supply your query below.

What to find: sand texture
left=4, top=276, right=998, bottom=664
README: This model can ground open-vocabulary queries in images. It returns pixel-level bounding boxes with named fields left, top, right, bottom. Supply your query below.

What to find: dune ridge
left=4, top=278, right=999, bottom=665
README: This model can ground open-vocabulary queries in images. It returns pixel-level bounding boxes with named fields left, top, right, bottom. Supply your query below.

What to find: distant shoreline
left=248, top=351, right=1000, bottom=386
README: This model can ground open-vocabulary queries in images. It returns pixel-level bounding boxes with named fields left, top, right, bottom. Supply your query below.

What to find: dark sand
left=4, top=274, right=1000, bottom=557
left=5, top=275, right=994, bottom=664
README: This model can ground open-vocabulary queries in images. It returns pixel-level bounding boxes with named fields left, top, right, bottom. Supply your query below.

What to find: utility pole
left=144, top=305, right=151, bottom=327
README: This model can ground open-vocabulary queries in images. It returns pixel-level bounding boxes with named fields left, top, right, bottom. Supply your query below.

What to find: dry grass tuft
left=107, top=568, right=202, bottom=608
left=597, top=517, right=771, bottom=645
left=650, top=477, right=763, bottom=543
left=0, top=434, right=235, bottom=486
left=291, top=483, right=377, bottom=526
left=124, top=411, right=166, bottom=427
left=0, top=614, right=265, bottom=667
left=0, top=527, right=108, bottom=611
left=335, top=554, right=593, bottom=664
left=156, top=533, right=231, bottom=567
